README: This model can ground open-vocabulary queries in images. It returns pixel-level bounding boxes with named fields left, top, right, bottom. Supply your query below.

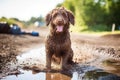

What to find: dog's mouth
left=56, top=25, right=64, bottom=33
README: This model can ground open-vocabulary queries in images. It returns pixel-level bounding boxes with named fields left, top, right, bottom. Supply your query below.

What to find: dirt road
left=0, top=27, right=120, bottom=79
left=1, top=27, right=119, bottom=56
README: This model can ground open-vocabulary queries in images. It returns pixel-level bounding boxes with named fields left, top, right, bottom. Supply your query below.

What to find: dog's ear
left=45, top=13, right=52, bottom=26
left=67, top=10, right=75, bottom=25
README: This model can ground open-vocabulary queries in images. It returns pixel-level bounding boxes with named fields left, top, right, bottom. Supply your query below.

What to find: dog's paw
left=62, top=64, right=72, bottom=71
left=45, top=68, right=51, bottom=72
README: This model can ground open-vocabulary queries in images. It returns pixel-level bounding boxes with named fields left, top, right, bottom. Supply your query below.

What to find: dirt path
left=0, top=27, right=120, bottom=67
left=0, top=27, right=120, bottom=78
left=1, top=27, right=119, bottom=56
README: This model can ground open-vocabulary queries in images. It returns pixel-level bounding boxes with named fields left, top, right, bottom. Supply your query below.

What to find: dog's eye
left=53, top=13, right=58, bottom=18
left=62, top=13, right=67, bottom=17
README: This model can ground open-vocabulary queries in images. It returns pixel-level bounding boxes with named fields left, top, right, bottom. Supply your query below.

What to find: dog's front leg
left=61, top=53, right=70, bottom=70
left=46, top=50, right=52, bottom=71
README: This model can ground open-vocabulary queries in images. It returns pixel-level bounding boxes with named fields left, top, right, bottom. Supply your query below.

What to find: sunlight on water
left=2, top=70, right=77, bottom=80
left=71, top=72, right=78, bottom=80
left=2, top=69, right=46, bottom=80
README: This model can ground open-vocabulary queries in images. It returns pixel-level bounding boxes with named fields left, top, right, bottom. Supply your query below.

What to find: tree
left=0, top=17, right=7, bottom=22
left=105, top=0, right=120, bottom=28
left=62, top=0, right=120, bottom=31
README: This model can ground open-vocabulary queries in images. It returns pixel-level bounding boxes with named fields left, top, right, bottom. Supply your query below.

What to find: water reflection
left=1, top=69, right=72, bottom=80
left=46, top=72, right=71, bottom=80
left=2, top=68, right=120, bottom=80
left=1, top=69, right=46, bottom=80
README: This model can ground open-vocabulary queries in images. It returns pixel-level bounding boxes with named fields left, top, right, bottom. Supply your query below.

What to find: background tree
left=61, top=0, right=120, bottom=32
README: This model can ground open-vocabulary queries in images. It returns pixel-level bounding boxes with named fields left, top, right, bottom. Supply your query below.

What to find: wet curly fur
left=45, top=7, right=75, bottom=70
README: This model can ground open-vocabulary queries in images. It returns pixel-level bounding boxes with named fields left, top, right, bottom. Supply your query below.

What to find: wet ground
left=0, top=27, right=120, bottom=80
left=1, top=45, right=120, bottom=80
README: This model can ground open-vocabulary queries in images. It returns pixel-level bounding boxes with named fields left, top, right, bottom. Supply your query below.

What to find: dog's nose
left=57, top=19, right=63, bottom=24
left=58, top=20, right=62, bottom=23
left=57, top=17, right=62, bottom=21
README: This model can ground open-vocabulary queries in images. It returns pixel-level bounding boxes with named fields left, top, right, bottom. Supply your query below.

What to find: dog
left=45, top=7, right=75, bottom=71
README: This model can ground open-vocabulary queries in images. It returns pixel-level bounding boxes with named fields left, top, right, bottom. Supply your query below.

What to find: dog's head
left=45, top=7, right=75, bottom=33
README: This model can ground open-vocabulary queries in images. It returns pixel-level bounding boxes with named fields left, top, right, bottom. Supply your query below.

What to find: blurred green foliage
left=0, top=17, right=18, bottom=25
left=60, top=0, right=120, bottom=32
left=0, top=17, right=26, bottom=28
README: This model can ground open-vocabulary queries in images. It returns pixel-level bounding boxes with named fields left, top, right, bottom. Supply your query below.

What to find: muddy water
left=1, top=46, right=120, bottom=80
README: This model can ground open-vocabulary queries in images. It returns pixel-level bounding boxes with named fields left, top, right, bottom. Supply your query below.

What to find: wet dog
left=45, top=7, right=75, bottom=71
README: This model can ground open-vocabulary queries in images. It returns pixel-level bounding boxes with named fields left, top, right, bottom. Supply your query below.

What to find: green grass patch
left=70, top=24, right=120, bottom=36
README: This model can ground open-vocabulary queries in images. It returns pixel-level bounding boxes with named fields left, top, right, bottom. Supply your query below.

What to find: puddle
left=2, top=68, right=120, bottom=80
left=1, top=45, right=120, bottom=80
left=1, top=69, right=46, bottom=80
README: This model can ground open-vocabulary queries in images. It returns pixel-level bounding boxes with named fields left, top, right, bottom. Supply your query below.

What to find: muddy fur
left=45, top=7, right=75, bottom=70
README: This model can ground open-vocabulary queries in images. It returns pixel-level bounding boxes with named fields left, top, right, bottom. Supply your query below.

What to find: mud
left=0, top=27, right=120, bottom=80
left=1, top=44, right=120, bottom=80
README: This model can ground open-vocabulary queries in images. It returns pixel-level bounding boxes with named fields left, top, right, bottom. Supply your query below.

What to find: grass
left=70, top=24, right=120, bottom=36
left=79, top=30, right=120, bottom=36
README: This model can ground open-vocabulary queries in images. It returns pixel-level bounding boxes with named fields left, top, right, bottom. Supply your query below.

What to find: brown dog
left=45, top=7, right=75, bottom=71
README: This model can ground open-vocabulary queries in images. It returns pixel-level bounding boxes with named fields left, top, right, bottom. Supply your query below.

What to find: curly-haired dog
left=45, top=7, right=75, bottom=71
